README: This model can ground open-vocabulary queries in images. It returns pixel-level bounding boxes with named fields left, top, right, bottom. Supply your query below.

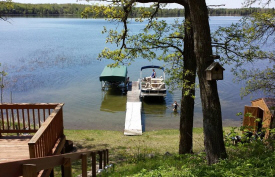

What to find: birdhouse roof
left=205, top=62, right=225, bottom=71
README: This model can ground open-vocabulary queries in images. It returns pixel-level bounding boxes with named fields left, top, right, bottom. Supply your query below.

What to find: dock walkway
left=124, top=81, right=142, bottom=136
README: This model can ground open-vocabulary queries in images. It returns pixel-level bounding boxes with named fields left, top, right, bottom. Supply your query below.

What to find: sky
left=11, top=0, right=275, bottom=9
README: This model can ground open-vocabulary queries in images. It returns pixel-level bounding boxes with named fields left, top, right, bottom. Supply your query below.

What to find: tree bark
left=179, top=5, right=196, bottom=154
left=187, top=0, right=227, bottom=164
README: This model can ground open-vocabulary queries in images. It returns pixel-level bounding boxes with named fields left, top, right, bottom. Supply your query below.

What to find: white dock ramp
left=124, top=102, right=142, bottom=135
left=124, top=81, right=142, bottom=136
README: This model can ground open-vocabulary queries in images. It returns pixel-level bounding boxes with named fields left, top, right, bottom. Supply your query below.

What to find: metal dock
left=124, top=81, right=142, bottom=136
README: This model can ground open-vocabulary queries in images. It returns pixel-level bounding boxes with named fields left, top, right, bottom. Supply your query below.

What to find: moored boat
left=99, top=65, right=128, bottom=90
left=139, top=65, right=166, bottom=97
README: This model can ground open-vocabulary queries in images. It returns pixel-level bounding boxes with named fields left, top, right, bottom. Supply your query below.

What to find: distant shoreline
left=1, top=2, right=274, bottom=18
left=3, top=14, right=246, bottom=18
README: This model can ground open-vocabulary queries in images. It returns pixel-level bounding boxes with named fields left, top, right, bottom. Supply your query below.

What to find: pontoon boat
left=139, top=65, right=166, bottom=97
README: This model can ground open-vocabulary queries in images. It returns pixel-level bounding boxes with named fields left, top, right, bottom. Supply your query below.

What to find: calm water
left=0, top=16, right=262, bottom=130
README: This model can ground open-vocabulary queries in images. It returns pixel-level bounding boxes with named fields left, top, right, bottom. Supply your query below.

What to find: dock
left=124, top=81, right=142, bottom=136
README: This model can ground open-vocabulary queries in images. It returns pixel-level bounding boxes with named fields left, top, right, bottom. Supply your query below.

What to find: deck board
left=0, top=135, right=31, bottom=163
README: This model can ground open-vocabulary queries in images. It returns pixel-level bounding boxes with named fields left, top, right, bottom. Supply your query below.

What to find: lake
left=0, top=16, right=263, bottom=131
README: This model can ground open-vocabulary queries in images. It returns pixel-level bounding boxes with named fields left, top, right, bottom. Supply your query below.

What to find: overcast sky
left=11, top=0, right=275, bottom=9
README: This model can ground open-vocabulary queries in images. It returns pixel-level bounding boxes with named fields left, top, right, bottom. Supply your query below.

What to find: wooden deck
left=124, top=81, right=142, bottom=136
left=0, top=103, right=66, bottom=168
left=0, top=135, right=31, bottom=163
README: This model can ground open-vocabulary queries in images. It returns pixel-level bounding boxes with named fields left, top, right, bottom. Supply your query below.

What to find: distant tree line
left=0, top=2, right=274, bottom=17
left=209, top=7, right=275, bottom=16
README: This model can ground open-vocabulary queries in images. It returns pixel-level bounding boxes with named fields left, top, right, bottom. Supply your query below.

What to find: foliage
left=82, top=3, right=196, bottom=93
left=212, top=0, right=275, bottom=98
left=213, top=10, right=275, bottom=97
left=209, top=7, right=275, bottom=16
left=0, top=0, right=13, bottom=21
left=108, top=140, right=275, bottom=177
left=0, top=2, right=87, bottom=16
left=120, top=128, right=275, bottom=177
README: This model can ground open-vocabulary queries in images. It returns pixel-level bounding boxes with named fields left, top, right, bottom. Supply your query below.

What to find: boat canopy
left=140, top=65, right=164, bottom=71
left=99, top=65, right=127, bottom=82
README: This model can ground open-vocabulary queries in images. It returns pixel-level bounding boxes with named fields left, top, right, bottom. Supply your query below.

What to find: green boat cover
left=99, top=65, right=127, bottom=82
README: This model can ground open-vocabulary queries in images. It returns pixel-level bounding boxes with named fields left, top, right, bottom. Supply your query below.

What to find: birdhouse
left=205, top=62, right=225, bottom=81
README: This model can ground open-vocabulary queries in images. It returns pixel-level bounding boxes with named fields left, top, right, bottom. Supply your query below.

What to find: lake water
left=0, top=16, right=263, bottom=131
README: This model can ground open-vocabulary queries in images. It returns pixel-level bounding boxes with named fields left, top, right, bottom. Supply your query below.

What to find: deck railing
left=0, top=103, right=65, bottom=159
left=0, top=103, right=60, bottom=134
left=28, top=103, right=65, bottom=158
left=0, top=149, right=109, bottom=177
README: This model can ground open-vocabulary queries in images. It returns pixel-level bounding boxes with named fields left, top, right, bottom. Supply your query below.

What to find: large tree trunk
left=179, top=5, right=196, bottom=154
left=187, top=0, right=227, bottom=164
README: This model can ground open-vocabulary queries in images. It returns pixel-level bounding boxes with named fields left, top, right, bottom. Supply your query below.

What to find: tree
left=84, top=0, right=227, bottom=164
left=0, top=0, right=13, bottom=21
left=187, top=0, right=227, bottom=164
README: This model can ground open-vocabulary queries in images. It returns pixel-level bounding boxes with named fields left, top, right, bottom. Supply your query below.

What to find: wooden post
left=92, top=152, right=96, bottom=177
left=62, top=157, right=72, bottom=177
left=28, top=143, right=36, bottom=158
left=98, top=151, right=103, bottom=169
left=23, top=164, right=37, bottom=177
left=106, top=149, right=109, bottom=164
left=50, top=169, right=54, bottom=177
left=82, top=153, right=87, bottom=177
left=103, top=150, right=107, bottom=167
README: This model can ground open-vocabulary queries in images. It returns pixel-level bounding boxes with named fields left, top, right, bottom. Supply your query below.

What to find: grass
left=55, top=128, right=205, bottom=176
left=53, top=128, right=274, bottom=177
left=64, top=128, right=206, bottom=163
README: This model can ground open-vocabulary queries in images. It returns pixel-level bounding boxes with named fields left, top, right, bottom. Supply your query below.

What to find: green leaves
left=213, top=11, right=275, bottom=97
left=89, top=2, right=189, bottom=92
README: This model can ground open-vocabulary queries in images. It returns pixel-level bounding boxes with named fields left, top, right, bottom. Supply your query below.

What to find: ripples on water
left=0, top=17, right=265, bottom=130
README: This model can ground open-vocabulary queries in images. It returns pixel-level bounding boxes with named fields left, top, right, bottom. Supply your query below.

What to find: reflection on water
left=142, top=97, right=167, bottom=116
left=100, top=88, right=127, bottom=113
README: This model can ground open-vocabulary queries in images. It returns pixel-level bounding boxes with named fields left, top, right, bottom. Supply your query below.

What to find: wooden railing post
left=98, top=150, right=103, bottom=169
left=82, top=153, right=87, bottom=177
left=103, top=150, right=107, bottom=167
left=23, top=164, right=37, bottom=177
left=92, top=152, right=97, bottom=177
left=28, top=143, right=35, bottom=158
left=106, top=149, right=109, bottom=164
left=1, top=149, right=110, bottom=177
left=50, top=169, right=54, bottom=177
left=62, top=157, right=72, bottom=177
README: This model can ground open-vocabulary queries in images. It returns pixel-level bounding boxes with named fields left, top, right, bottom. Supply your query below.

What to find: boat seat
left=145, top=82, right=151, bottom=88
left=158, top=84, right=165, bottom=89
